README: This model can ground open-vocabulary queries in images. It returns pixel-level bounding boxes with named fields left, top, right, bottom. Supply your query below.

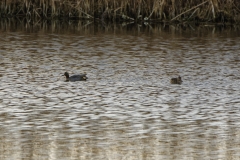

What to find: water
left=0, top=22, right=240, bottom=159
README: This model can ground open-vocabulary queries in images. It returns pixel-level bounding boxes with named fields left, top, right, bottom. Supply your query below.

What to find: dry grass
left=0, top=0, right=240, bottom=23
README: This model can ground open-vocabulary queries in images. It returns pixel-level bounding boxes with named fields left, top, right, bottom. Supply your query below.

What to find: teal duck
left=63, top=72, right=88, bottom=82
left=170, top=76, right=182, bottom=84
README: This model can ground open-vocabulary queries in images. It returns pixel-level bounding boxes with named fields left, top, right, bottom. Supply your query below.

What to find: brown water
left=1, top=22, right=240, bottom=159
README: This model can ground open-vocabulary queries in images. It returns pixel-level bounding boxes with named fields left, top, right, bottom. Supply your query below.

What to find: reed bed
left=1, top=0, right=240, bottom=23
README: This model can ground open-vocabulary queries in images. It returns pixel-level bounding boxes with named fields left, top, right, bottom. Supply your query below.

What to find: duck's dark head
left=64, top=72, right=69, bottom=78
left=178, top=76, right=182, bottom=83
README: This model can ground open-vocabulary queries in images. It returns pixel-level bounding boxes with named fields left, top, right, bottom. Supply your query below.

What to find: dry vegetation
left=1, top=0, right=240, bottom=23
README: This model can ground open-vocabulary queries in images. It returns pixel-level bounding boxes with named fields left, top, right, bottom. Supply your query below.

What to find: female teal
left=170, top=76, right=182, bottom=84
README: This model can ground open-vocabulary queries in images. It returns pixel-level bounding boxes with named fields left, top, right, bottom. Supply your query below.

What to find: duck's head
left=64, top=72, right=69, bottom=78
left=178, top=76, right=182, bottom=82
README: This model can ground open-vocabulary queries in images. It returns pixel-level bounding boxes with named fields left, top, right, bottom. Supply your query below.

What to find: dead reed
left=0, top=0, right=240, bottom=23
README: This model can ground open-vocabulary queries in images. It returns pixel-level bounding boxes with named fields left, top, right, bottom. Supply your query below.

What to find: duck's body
left=64, top=72, right=88, bottom=82
left=170, top=76, right=182, bottom=84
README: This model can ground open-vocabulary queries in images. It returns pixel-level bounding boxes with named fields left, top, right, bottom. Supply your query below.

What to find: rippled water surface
left=1, top=23, right=240, bottom=159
